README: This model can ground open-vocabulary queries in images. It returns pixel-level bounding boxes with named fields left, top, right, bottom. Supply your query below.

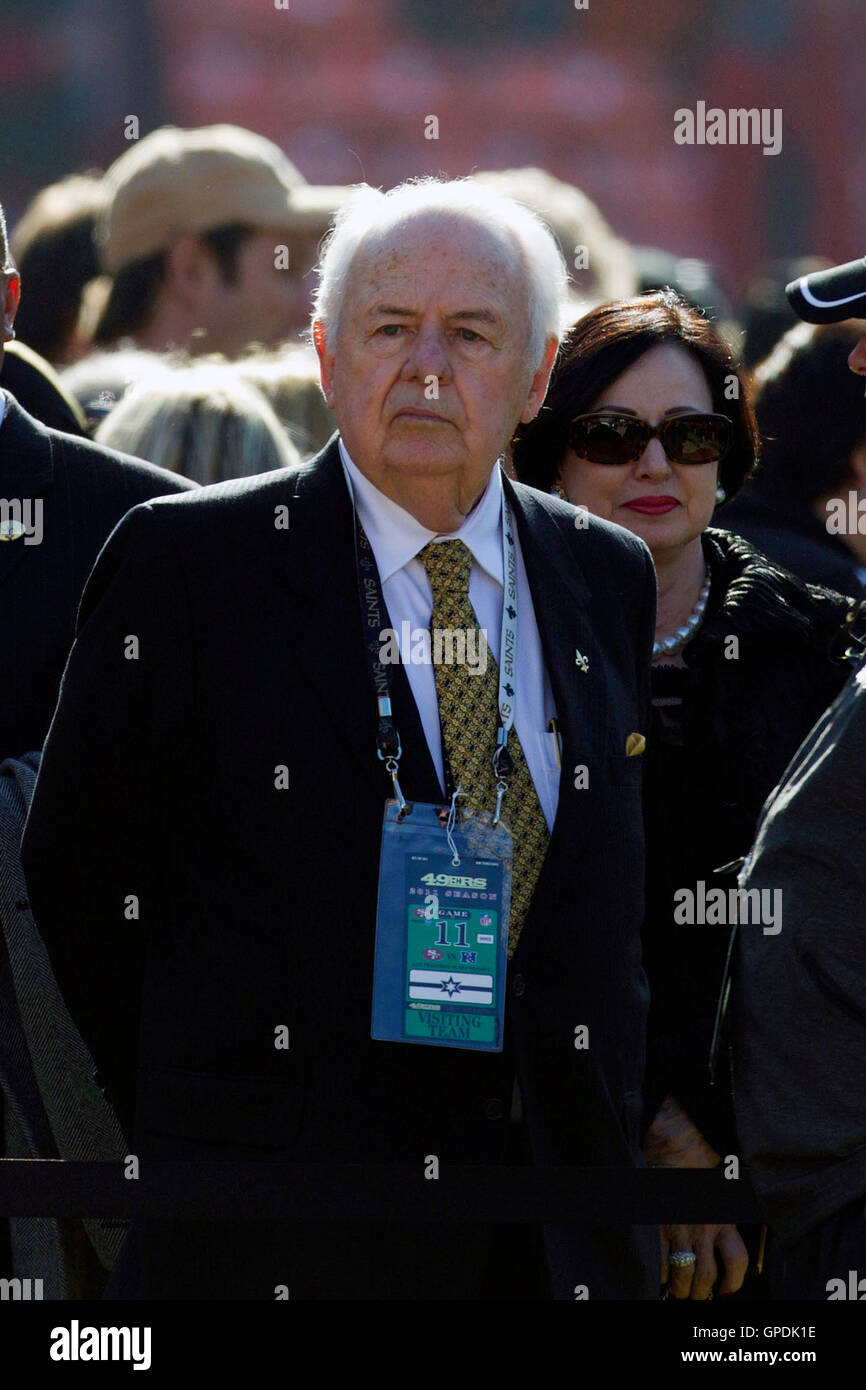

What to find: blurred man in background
left=10, top=172, right=106, bottom=368
left=738, top=257, right=833, bottom=370
left=0, top=201, right=196, bottom=757
left=720, top=320, right=866, bottom=597
left=91, top=124, right=343, bottom=358
left=0, top=176, right=100, bottom=434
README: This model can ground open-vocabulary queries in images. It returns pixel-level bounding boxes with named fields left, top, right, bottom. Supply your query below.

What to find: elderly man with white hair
left=22, top=178, right=658, bottom=1301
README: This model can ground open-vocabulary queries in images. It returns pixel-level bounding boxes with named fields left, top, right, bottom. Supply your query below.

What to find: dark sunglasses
left=568, top=411, right=733, bottom=466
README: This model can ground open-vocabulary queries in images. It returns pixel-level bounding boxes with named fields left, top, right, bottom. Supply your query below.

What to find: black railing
left=0, top=1160, right=763, bottom=1222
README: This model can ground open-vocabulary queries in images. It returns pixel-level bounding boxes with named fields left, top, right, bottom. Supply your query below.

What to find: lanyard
left=346, top=465, right=519, bottom=823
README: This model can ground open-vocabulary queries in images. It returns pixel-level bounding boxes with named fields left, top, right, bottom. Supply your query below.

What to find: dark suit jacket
left=0, top=753, right=127, bottom=1299
left=0, top=390, right=196, bottom=760
left=22, top=436, right=658, bottom=1300
left=0, top=390, right=193, bottom=1282
left=733, top=660, right=866, bottom=1246
left=1, top=341, right=88, bottom=437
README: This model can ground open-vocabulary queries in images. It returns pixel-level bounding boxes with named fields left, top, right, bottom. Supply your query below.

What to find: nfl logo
left=480, top=913, right=492, bottom=927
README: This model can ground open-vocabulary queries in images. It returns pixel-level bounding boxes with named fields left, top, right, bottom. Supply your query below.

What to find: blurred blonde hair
left=95, top=358, right=300, bottom=483
left=471, top=167, right=636, bottom=309
left=236, top=344, right=335, bottom=459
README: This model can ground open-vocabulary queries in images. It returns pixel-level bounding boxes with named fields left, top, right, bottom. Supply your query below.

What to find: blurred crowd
left=5, top=122, right=865, bottom=595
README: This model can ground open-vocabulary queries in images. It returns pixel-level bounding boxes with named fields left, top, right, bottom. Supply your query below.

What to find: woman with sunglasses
left=513, top=290, right=859, bottom=1302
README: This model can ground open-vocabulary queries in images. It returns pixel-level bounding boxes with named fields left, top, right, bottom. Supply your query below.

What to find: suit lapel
left=0, top=393, right=54, bottom=589
left=280, top=437, right=444, bottom=804
left=504, top=475, right=608, bottom=794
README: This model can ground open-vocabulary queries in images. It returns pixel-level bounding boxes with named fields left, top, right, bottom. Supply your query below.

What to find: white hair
left=311, top=177, right=569, bottom=369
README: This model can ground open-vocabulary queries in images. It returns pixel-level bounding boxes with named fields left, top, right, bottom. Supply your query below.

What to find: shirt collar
left=338, top=437, right=504, bottom=585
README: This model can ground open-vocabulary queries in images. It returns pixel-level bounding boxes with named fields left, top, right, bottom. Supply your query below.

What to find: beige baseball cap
left=97, top=124, right=346, bottom=274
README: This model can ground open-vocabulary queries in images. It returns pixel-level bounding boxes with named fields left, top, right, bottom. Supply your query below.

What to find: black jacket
left=22, top=437, right=658, bottom=1300
left=1, top=341, right=88, bottom=437
left=0, top=391, right=194, bottom=1282
left=642, top=528, right=857, bottom=1152
left=0, top=390, right=196, bottom=760
left=733, top=658, right=866, bottom=1245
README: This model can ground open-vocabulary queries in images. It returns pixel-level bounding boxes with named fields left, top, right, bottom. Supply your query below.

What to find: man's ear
left=313, top=319, right=336, bottom=409
left=520, top=334, right=559, bottom=424
left=2, top=270, right=21, bottom=340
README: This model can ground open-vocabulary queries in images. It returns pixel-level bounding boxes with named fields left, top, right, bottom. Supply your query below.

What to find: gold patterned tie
left=417, top=539, right=550, bottom=957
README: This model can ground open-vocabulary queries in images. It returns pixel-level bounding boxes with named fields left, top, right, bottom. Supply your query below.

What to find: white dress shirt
left=340, top=440, right=561, bottom=831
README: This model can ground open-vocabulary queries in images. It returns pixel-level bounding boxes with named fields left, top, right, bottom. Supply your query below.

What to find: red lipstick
left=623, top=496, right=679, bottom=515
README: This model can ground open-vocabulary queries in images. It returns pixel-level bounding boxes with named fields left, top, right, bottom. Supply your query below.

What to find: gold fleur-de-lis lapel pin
left=574, top=649, right=589, bottom=673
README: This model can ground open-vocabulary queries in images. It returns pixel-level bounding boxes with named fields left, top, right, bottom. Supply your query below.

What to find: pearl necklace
left=652, top=572, right=711, bottom=660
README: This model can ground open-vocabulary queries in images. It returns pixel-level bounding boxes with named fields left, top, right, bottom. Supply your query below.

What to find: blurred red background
left=2, top=0, right=863, bottom=295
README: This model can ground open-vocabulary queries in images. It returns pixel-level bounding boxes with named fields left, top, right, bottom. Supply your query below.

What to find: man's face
left=849, top=331, right=866, bottom=386
left=314, top=214, right=553, bottom=510
left=202, top=226, right=311, bottom=354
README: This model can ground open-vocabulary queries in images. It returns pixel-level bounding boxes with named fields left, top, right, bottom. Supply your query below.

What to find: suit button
left=511, top=973, right=526, bottom=997
left=484, top=1098, right=504, bottom=1121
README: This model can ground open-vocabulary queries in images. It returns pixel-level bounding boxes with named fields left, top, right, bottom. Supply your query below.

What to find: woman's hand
left=643, top=1093, right=721, bottom=1167
left=660, top=1222, right=749, bottom=1299
left=645, top=1094, right=749, bottom=1298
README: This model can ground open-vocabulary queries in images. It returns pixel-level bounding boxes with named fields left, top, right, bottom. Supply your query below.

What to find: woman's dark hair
left=751, top=321, right=866, bottom=505
left=93, top=223, right=253, bottom=347
left=512, top=289, right=759, bottom=500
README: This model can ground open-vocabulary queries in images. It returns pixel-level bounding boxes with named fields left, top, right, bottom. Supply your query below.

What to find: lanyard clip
left=491, top=726, right=512, bottom=827
left=384, top=754, right=411, bottom=819
left=492, top=779, right=508, bottom=827
left=492, top=726, right=514, bottom=780
left=378, top=733, right=411, bottom=819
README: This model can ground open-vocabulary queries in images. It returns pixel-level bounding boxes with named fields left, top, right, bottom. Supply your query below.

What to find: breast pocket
left=603, top=714, right=647, bottom=783
left=532, top=729, right=563, bottom=828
